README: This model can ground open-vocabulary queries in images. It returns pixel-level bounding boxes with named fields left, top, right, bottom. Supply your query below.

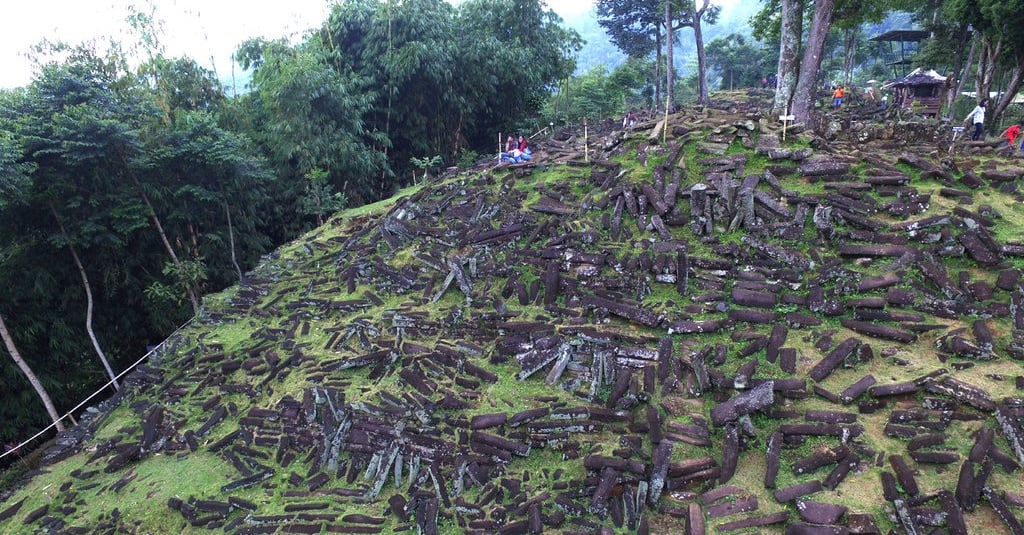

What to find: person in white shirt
left=965, top=98, right=990, bottom=141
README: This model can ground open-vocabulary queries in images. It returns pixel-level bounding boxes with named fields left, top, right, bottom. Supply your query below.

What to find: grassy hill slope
left=2, top=96, right=1024, bottom=534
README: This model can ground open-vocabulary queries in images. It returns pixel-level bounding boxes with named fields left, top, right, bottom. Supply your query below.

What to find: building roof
left=870, top=30, right=930, bottom=42
left=883, top=68, right=947, bottom=88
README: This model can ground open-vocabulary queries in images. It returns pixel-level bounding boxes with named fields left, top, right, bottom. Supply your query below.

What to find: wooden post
left=498, top=132, right=502, bottom=157
left=530, top=122, right=553, bottom=140
left=950, top=126, right=965, bottom=155
left=584, top=118, right=589, bottom=163
left=779, top=114, right=795, bottom=142
left=663, top=95, right=670, bottom=144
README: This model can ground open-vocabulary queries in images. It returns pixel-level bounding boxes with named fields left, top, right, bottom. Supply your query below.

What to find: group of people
left=499, top=135, right=532, bottom=164
left=760, top=74, right=778, bottom=89
left=827, top=82, right=893, bottom=111
left=622, top=110, right=637, bottom=128
left=964, top=97, right=1024, bottom=151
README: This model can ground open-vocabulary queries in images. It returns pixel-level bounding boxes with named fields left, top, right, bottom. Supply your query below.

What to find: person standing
left=832, top=86, right=845, bottom=109
left=965, top=98, right=989, bottom=141
left=831, top=86, right=847, bottom=108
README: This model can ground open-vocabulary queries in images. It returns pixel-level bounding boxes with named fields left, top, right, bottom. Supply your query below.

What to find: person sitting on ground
left=517, top=135, right=531, bottom=161
left=499, top=135, right=520, bottom=163
left=1003, top=121, right=1023, bottom=147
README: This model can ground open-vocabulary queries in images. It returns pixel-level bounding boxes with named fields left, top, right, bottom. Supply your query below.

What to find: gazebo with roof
left=871, top=29, right=930, bottom=80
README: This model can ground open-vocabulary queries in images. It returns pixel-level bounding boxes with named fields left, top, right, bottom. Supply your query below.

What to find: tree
left=49, top=205, right=120, bottom=391
left=0, top=38, right=278, bottom=446
left=310, top=0, right=578, bottom=183
left=597, top=0, right=666, bottom=106
left=0, top=313, right=64, bottom=433
left=598, top=0, right=719, bottom=107
left=452, top=0, right=581, bottom=151
left=0, top=131, right=64, bottom=434
left=665, top=2, right=676, bottom=106
left=828, top=1, right=891, bottom=86
left=678, top=0, right=721, bottom=105
left=758, top=0, right=804, bottom=114
left=789, top=0, right=835, bottom=124
left=20, top=42, right=208, bottom=316
left=705, top=34, right=774, bottom=90
left=911, top=0, right=974, bottom=117
left=544, top=59, right=653, bottom=123
left=938, top=0, right=1024, bottom=129
left=301, top=168, right=348, bottom=227
left=556, top=65, right=622, bottom=121
left=238, top=36, right=386, bottom=209
left=759, top=0, right=907, bottom=118
left=4, top=47, right=151, bottom=388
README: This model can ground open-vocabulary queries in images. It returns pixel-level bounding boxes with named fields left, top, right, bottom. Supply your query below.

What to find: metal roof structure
left=870, top=30, right=930, bottom=79
left=882, top=68, right=947, bottom=89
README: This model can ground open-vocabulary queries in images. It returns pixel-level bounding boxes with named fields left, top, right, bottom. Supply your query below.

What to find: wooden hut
left=883, top=68, right=949, bottom=118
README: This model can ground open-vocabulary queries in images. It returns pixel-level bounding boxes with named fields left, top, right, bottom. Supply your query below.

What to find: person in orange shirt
left=1003, top=121, right=1022, bottom=146
left=832, top=86, right=845, bottom=109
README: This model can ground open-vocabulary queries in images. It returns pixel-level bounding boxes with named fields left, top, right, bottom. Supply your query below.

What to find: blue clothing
left=498, top=147, right=532, bottom=163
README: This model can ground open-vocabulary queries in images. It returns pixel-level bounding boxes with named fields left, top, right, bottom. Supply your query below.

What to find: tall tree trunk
left=654, top=32, right=663, bottom=110
left=0, top=312, right=65, bottom=433
left=991, top=60, right=1024, bottom=130
left=665, top=3, right=675, bottom=108
left=790, top=0, right=835, bottom=124
left=128, top=173, right=200, bottom=315
left=382, top=0, right=394, bottom=202
left=224, top=200, right=243, bottom=282
left=693, top=0, right=711, bottom=105
left=976, top=36, right=1002, bottom=107
left=773, top=0, right=803, bottom=114
left=947, top=32, right=977, bottom=119
left=49, top=204, right=120, bottom=392
left=118, top=150, right=200, bottom=314
left=842, top=29, right=856, bottom=87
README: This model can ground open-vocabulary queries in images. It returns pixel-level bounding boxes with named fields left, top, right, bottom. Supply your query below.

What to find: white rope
left=1, top=319, right=193, bottom=462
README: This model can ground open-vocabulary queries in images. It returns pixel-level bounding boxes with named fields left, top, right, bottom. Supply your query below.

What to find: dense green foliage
left=0, top=0, right=579, bottom=452
left=0, top=44, right=276, bottom=447
left=705, top=33, right=777, bottom=90
left=544, top=59, right=654, bottom=122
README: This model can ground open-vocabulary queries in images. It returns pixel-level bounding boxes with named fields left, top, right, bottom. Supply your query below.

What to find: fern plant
left=410, top=155, right=443, bottom=184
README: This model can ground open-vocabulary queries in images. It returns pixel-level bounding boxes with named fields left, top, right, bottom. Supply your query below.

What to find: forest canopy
left=0, top=0, right=579, bottom=452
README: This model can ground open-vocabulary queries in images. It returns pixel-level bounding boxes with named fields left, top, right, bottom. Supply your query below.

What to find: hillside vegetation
left=2, top=95, right=1024, bottom=534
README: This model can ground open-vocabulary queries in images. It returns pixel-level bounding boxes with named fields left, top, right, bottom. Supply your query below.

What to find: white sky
left=0, top=0, right=594, bottom=90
